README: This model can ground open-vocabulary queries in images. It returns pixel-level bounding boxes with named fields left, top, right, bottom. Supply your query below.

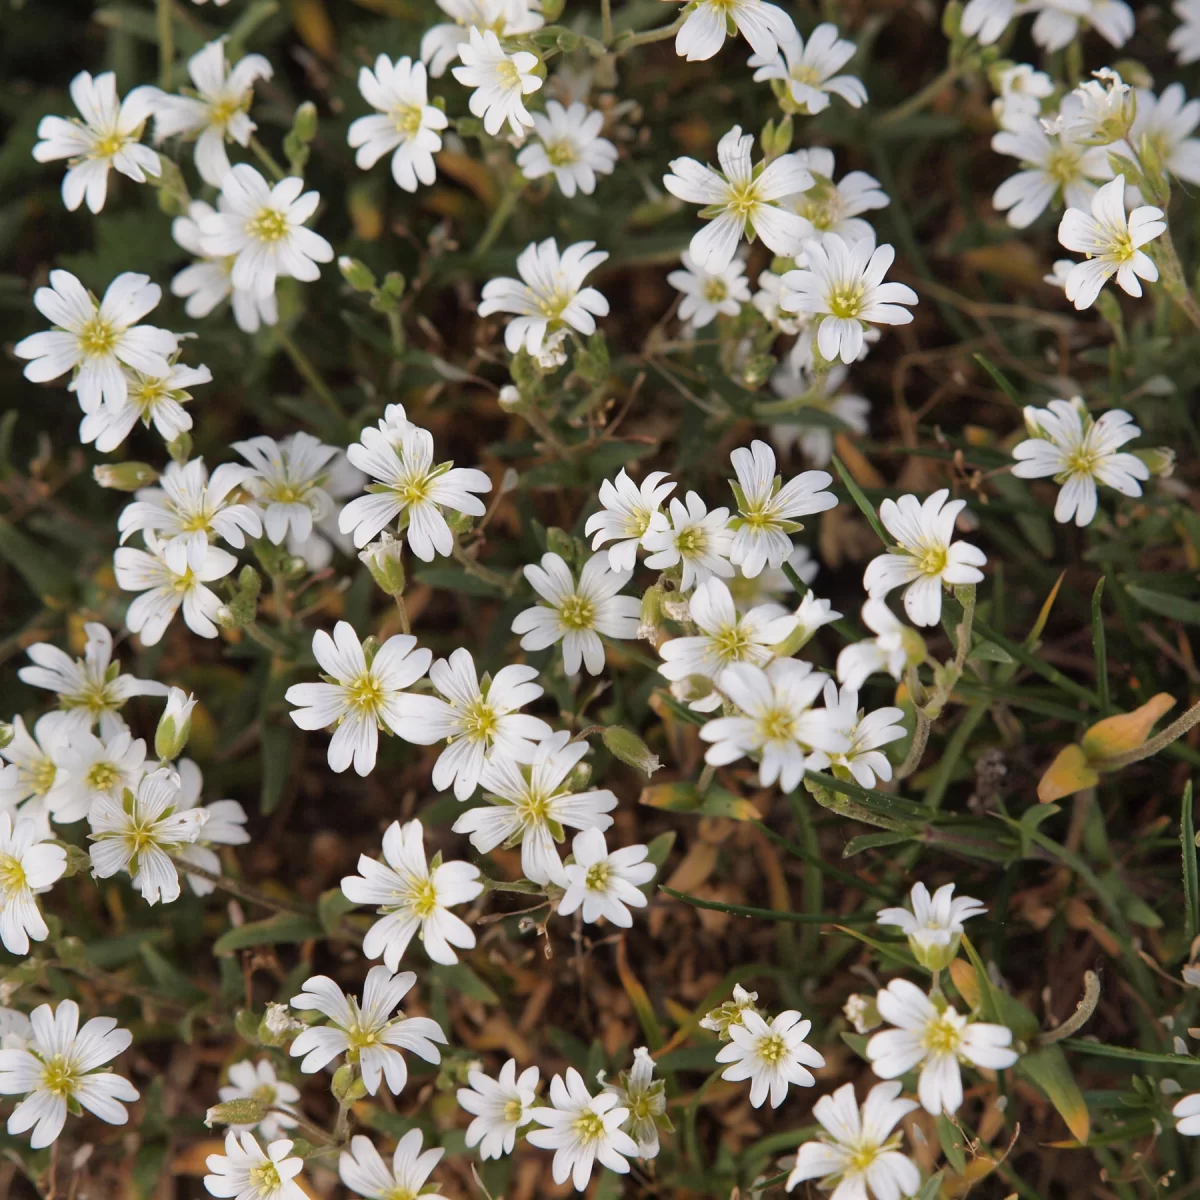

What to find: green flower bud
left=359, top=532, right=406, bottom=596
left=206, top=1097, right=271, bottom=1128
left=0, top=721, right=12, bottom=750
left=601, top=725, right=661, bottom=777
left=167, top=431, right=193, bottom=465
left=259, top=1002, right=305, bottom=1047
left=1136, top=446, right=1176, bottom=478
left=541, top=0, right=564, bottom=18
left=292, top=101, right=319, bottom=143
left=843, top=992, right=881, bottom=1033
left=339, top=256, right=377, bottom=292
left=155, top=687, right=197, bottom=761
left=93, top=461, right=160, bottom=491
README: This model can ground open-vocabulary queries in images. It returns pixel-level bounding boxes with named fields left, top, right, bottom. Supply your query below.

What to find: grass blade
left=1092, top=577, right=1109, bottom=713
left=1185, top=780, right=1198, bottom=944
left=831, top=453, right=889, bottom=544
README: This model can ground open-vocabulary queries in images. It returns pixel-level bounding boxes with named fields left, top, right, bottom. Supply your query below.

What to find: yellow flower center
left=558, top=593, right=596, bottom=631
left=535, top=288, right=572, bottom=320
left=827, top=282, right=866, bottom=320
left=759, top=707, right=796, bottom=742
left=396, top=472, right=433, bottom=506
left=0, top=852, right=28, bottom=895
left=265, top=482, right=308, bottom=505
left=248, top=206, right=290, bottom=243
left=25, top=758, right=57, bottom=797
left=675, top=525, right=707, bottom=557
left=346, top=674, right=385, bottom=714
left=847, top=1142, right=882, bottom=1173
left=133, top=378, right=168, bottom=414
left=346, top=1021, right=382, bottom=1052
left=916, top=545, right=948, bottom=577
left=702, top=278, right=728, bottom=303
left=546, top=138, right=578, bottom=167
left=248, top=1161, right=283, bottom=1192
left=40, top=1054, right=80, bottom=1098
left=392, top=104, right=425, bottom=137
left=209, top=97, right=243, bottom=127
left=584, top=861, right=611, bottom=891
left=711, top=625, right=750, bottom=662
left=756, top=1032, right=788, bottom=1065
left=573, top=1108, right=607, bottom=1144
left=726, top=179, right=760, bottom=218
left=78, top=315, right=118, bottom=357
left=460, top=698, right=498, bottom=743
left=172, top=567, right=197, bottom=594
left=92, top=131, right=127, bottom=159
left=405, top=876, right=440, bottom=918
left=921, top=1011, right=964, bottom=1056
left=496, top=59, right=523, bottom=91
left=1045, top=144, right=1083, bottom=187
left=516, top=787, right=553, bottom=830
left=1065, top=445, right=1101, bottom=475
left=503, top=1097, right=526, bottom=1123
left=86, top=760, right=122, bottom=792
left=790, top=64, right=824, bottom=87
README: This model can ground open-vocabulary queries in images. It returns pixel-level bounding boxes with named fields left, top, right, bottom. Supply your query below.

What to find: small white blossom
left=866, top=979, right=1017, bottom=1115
left=700, top=659, right=849, bottom=792
left=1174, top=1091, right=1200, bottom=1135
left=0, top=716, right=71, bottom=822
left=172, top=759, right=251, bottom=896
left=80, top=361, right=211, bottom=454
left=457, top=1058, right=540, bottom=1159
left=961, top=0, right=1019, bottom=44
left=517, top=101, right=618, bottom=197
left=451, top=28, right=542, bottom=137
left=421, top=0, right=544, bottom=77
left=452, top=730, right=617, bottom=886
left=149, top=38, right=272, bottom=186
left=667, top=252, right=751, bottom=329
left=809, top=681, right=906, bottom=789
left=664, top=127, right=811, bottom=272
left=33, top=70, right=160, bottom=213
left=512, top=551, right=641, bottom=676
left=88, top=767, right=207, bottom=905
left=15, top=270, right=178, bottom=414
left=1032, top=0, right=1134, bottom=52
left=992, top=64, right=1054, bottom=126
left=114, top=533, right=237, bottom=645
left=767, top=358, right=870, bottom=467
left=643, top=491, right=735, bottom=591
left=53, top=729, right=147, bottom=823
left=18, top=622, right=167, bottom=739
left=527, top=1067, right=640, bottom=1191
left=339, top=1129, right=443, bottom=1199
left=748, top=23, right=866, bottom=114
left=837, top=600, right=923, bottom=690
left=558, top=828, right=656, bottom=927
left=728, top=440, right=837, bottom=578
left=0, top=1000, right=138, bottom=1148
left=233, top=432, right=342, bottom=547
left=198, top=164, right=334, bottom=302
left=1057, top=175, right=1166, bottom=309
left=349, top=55, right=448, bottom=192
left=877, top=882, right=987, bottom=971
left=716, top=1007, right=826, bottom=1109
left=391, top=649, right=551, bottom=799
left=204, top=1132, right=307, bottom=1200
left=675, top=0, right=794, bottom=63
left=285, top=622, right=433, bottom=777
left=786, top=1081, right=920, bottom=1200
left=0, top=814, right=67, bottom=955
left=785, top=148, right=889, bottom=243
left=602, top=1046, right=668, bottom=1159
left=700, top=983, right=762, bottom=1037
left=1054, top=68, right=1133, bottom=145
left=341, top=818, right=483, bottom=967
left=1171, top=0, right=1200, bottom=64
left=862, top=490, right=987, bottom=628
left=217, top=1060, right=300, bottom=1142
left=289, top=966, right=446, bottom=1096
left=1131, top=84, right=1200, bottom=186
left=779, top=234, right=917, bottom=365
left=585, top=469, right=674, bottom=573
left=480, top=238, right=609, bottom=356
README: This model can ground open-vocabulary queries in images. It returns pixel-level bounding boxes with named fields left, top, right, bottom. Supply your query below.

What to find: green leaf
left=318, top=887, right=356, bottom=935
left=973, top=353, right=1023, bottom=405
left=414, top=566, right=505, bottom=597
left=0, top=518, right=75, bottom=600
left=260, top=722, right=295, bottom=816
left=1092, top=577, right=1109, bottom=713
left=213, top=912, right=322, bottom=954
left=827, top=925, right=917, bottom=969
left=966, top=640, right=1013, bottom=664
left=1060, top=1038, right=1200, bottom=1066
left=430, top=963, right=500, bottom=1003
left=1185, top=781, right=1198, bottom=944
left=1017, top=1045, right=1090, bottom=1143
left=842, top=830, right=916, bottom=856
left=916, top=1172, right=945, bottom=1200
left=659, top=887, right=875, bottom=923
left=831, top=454, right=889, bottom=544
left=1125, top=583, right=1200, bottom=625
left=936, top=1113, right=967, bottom=1174
left=138, top=943, right=206, bottom=1002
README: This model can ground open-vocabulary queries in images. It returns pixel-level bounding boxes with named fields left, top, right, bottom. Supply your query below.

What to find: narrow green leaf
left=318, top=887, right=357, bottom=935
left=842, top=830, right=916, bottom=856
left=916, top=1172, right=945, bottom=1200
left=831, top=454, right=889, bottom=544
left=0, top=518, right=75, bottom=600
left=1184, top=781, right=1198, bottom=944
left=260, top=722, right=294, bottom=815
left=659, top=886, right=875, bottom=923
left=971, top=615, right=1100, bottom=708
left=1060, top=1038, right=1200, bottom=1066
left=414, top=566, right=504, bottom=597
left=973, top=353, right=1023, bottom=405
left=1092, top=577, right=1109, bottom=713
left=430, top=963, right=500, bottom=1003
left=213, top=912, right=323, bottom=954
left=1017, top=1045, right=1090, bottom=1143
left=936, top=1113, right=967, bottom=1173
left=1125, top=583, right=1200, bottom=625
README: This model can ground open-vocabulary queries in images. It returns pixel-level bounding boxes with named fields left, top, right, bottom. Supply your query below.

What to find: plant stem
left=451, top=538, right=512, bottom=590
left=601, top=0, right=613, bottom=46
left=248, top=135, right=287, bottom=182
left=393, top=593, right=411, bottom=634
left=879, top=62, right=962, bottom=126
left=174, top=859, right=314, bottom=916
left=474, top=178, right=524, bottom=257
left=894, top=711, right=932, bottom=782
left=1097, top=698, right=1200, bottom=771
left=1154, top=227, right=1200, bottom=332
left=614, top=12, right=687, bottom=52
left=278, top=331, right=341, bottom=419
left=242, top=620, right=293, bottom=658
left=1038, top=970, right=1101, bottom=1045
left=156, top=0, right=175, bottom=89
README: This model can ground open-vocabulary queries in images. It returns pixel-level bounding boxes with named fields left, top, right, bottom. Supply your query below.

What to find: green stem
left=248, top=135, right=287, bottom=182
left=278, top=331, right=341, bottom=418
left=613, top=12, right=687, bottom=53
left=451, top=538, right=512, bottom=591
left=878, top=62, right=962, bottom=126
left=172, top=859, right=313, bottom=916
left=601, top=0, right=613, bottom=46
left=474, top=178, right=525, bottom=257
left=1153, top=227, right=1200, bottom=332
left=156, top=0, right=174, bottom=89
left=393, top=593, right=411, bottom=635
left=242, top=620, right=294, bottom=658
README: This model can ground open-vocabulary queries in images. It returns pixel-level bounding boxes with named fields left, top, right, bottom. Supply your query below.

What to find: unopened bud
left=670, top=675, right=717, bottom=709
left=239, top=565, right=262, bottom=600
left=166, top=431, right=192, bottom=465
left=359, top=532, right=406, bottom=596
left=498, top=384, right=523, bottom=411
left=843, top=992, right=881, bottom=1034
left=206, top=1097, right=270, bottom=1128
left=58, top=843, right=93, bottom=879
left=566, top=759, right=592, bottom=792
left=640, top=584, right=666, bottom=635
left=941, top=0, right=962, bottom=37
left=292, top=101, right=318, bottom=143
left=1137, top=446, right=1176, bottom=478
left=0, top=721, right=12, bottom=750
left=155, top=687, right=196, bottom=761
left=540, top=0, right=564, bottom=18
left=93, top=462, right=160, bottom=491
left=339, top=256, right=377, bottom=292
left=332, top=1062, right=367, bottom=1103
left=259, top=1002, right=304, bottom=1047
left=601, top=726, right=661, bottom=778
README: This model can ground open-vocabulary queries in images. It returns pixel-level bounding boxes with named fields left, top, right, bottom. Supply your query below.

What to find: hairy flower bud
left=843, top=992, right=881, bottom=1034
left=339, top=256, right=377, bottom=293
left=206, top=1097, right=271, bottom=1128
left=93, top=461, right=160, bottom=491
left=260, top=1002, right=305, bottom=1047
left=1136, top=446, right=1176, bottom=478
left=602, top=726, right=661, bottom=778
left=155, top=687, right=196, bottom=761
left=0, top=721, right=12, bottom=750
left=359, top=532, right=406, bottom=596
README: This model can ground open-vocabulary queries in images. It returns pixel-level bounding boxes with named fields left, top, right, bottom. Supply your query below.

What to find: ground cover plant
left=4, top=0, right=1200, bottom=1196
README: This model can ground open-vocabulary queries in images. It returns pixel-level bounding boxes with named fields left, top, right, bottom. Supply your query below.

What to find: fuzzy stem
left=173, top=859, right=314, bottom=917
left=879, top=63, right=962, bottom=126
left=248, top=135, right=287, bottom=182
left=601, top=0, right=613, bottom=46
left=1038, top=970, right=1101, bottom=1045
left=393, top=593, right=411, bottom=635
left=278, top=331, right=341, bottom=418
left=451, top=538, right=512, bottom=590
left=1095, top=698, right=1200, bottom=771
left=1154, top=227, right=1200, bottom=333
left=614, top=12, right=687, bottom=52
left=474, top=178, right=525, bottom=257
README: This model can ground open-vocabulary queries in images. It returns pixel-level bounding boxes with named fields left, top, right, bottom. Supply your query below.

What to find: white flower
left=991, top=115, right=1112, bottom=229
left=809, top=682, right=905, bottom=789
left=421, top=0, right=544, bottom=77
left=663, top=127, right=811, bottom=273
left=1057, top=174, right=1165, bottom=309
left=340, top=1129, right=442, bottom=1199
left=1171, top=0, right=1200, bottom=64
left=675, top=0, right=794, bottom=62
left=1044, top=258, right=1074, bottom=289
left=1054, top=68, right=1133, bottom=145
left=15, top=270, right=178, bottom=414
left=727, top=543, right=818, bottom=613
left=658, top=577, right=797, bottom=710
left=786, top=1080, right=920, bottom=1200
left=289, top=966, right=446, bottom=1096
left=33, top=70, right=160, bottom=213
left=779, top=234, right=917, bottom=365
left=748, top=23, right=866, bottom=114
left=171, top=201, right=277, bottom=333
left=452, top=730, right=616, bottom=886
left=1032, top=0, right=1134, bottom=52
left=457, top=1058, right=540, bottom=1159
left=700, top=659, right=849, bottom=792
left=0, top=1000, right=138, bottom=1148
left=518, top=101, right=618, bottom=197
left=217, top=1060, right=300, bottom=1142
left=451, top=28, right=542, bottom=137
left=114, top=533, right=238, bottom=645
left=961, top=0, right=1021, bottom=44
left=88, top=767, right=207, bottom=905
left=527, top=1067, right=640, bottom=1191
left=866, top=979, right=1018, bottom=1115
left=791, top=592, right=842, bottom=645
left=785, top=148, right=889, bottom=243
left=837, top=600, right=922, bottom=691
left=715, top=1007, right=825, bottom=1109
left=18, top=622, right=167, bottom=739
left=753, top=268, right=803, bottom=334
left=700, top=982, right=762, bottom=1037
left=118, top=459, right=261, bottom=571
left=0, top=814, right=66, bottom=955
left=0, top=716, right=71, bottom=821
left=198, top=164, right=333, bottom=301
left=584, top=469, right=674, bottom=573
left=285, top=622, right=432, bottom=777
left=667, top=252, right=751, bottom=329
left=171, top=759, right=251, bottom=896
left=1175, top=1091, right=1200, bottom=1135
left=149, top=38, right=272, bottom=186
left=233, top=432, right=341, bottom=547
left=339, top=424, right=491, bottom=559
left=558, top=828, right=655, bottom=928
left=602, top=1046, right=668, bottom=1159
left=992, top=64, right=1054, bottom=126
left=479, top=238, right=609, bottom=356
left=391, top=649, right=551, bottom=799
left=1131, top=83, right=1200, bottom=186
left=877, top=882, right=987, bottom=971
left=727, top=440, right=836, bottom=578
left=643, top=491, right=735, bottom=591
left=349, top=56, right=448, bottom=192
left=53, top=729, right=147, bottom=823
left=80, top=361, right=211, bottom=453
left=862, top=490, right=987, bottom=628
left=342, top=818, right=483, bottom=967
left=204, top=1132, right=307, bottom=1200
left=767, top=358, right=870, bottom=467
left=1012, top=397, right=1149, bottom=527
left=511, top=552, right=641, bottom=676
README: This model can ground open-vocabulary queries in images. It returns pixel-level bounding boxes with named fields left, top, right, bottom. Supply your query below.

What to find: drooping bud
left=93, top=462, right=160, bottom=491
left=338, top=256, right=377, bottom=293
left=205, top=1097, right=271, bottom=1128
left=601, top=726, right=661, bottom=778
left=166, top=431, right=193, bottom=465
left=155, top=687, right=197, bottom=761
left=1137, top=446, right=1176, bottom=478
left=359, top=532, right=406, bottom=596
left=498, top=384, right=523, bottom=411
